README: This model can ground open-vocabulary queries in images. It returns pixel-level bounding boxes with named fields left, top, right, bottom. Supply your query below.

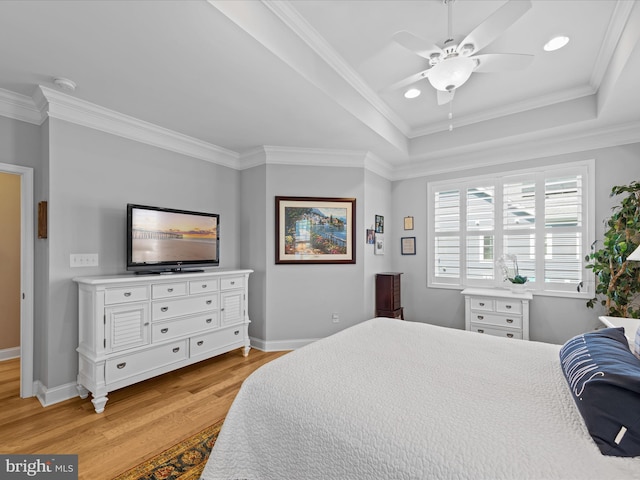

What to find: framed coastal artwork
left=275, top=196, right=356, bottom=264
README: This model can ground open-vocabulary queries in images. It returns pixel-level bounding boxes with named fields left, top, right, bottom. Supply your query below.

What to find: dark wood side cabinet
left=375, top=272, right=403, bottom=319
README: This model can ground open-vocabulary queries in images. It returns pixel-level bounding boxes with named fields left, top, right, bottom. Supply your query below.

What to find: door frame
left=0, top=162, right=34, bottom=397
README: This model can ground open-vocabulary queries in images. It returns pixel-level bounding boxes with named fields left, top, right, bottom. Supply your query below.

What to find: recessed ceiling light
left=544, top=35, right=570, bottom=52
left=404, top=88, right=421, bottom=99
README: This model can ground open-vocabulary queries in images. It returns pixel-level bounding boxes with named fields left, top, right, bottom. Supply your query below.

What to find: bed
left=201, top=317, right=640, bottom=479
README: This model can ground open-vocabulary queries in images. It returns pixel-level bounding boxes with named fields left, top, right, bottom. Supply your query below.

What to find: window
left=428, top=161, right=594, bottom=296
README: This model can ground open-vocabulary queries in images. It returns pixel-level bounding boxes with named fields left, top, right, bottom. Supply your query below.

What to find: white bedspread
left=202, top=318, right=640, bottom=479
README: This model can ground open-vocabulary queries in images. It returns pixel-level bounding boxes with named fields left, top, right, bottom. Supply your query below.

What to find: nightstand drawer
left=496, top=299, right=522, bottom=314
left=470, top=298, right=495, bottom=311
left=470, top=324, right=522, bottom=339
left=471, top=312, right=522, bottom=329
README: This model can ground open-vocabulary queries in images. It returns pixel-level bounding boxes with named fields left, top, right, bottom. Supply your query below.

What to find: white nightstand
left=462, top=288, right=533, bottom=340
left=599, top=316, right=640, bottom=348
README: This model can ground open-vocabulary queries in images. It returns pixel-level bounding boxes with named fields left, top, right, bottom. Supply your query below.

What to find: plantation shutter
left=428, top=161, right=592, bottom=296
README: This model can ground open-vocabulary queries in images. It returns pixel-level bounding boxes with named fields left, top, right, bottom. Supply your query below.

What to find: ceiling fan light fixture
left=544, top=35, right=569, bottom=52
left=404, top=88, right=421, bottom=99
left=427, top=56, right=475, bottom=92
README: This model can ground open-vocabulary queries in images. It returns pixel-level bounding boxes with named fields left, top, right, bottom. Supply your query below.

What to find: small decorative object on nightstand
left=375, top=272, right=403, bottom=319
left=599, top=316, right=640, bottom=358
left=462, top=288, right=532, bottom=340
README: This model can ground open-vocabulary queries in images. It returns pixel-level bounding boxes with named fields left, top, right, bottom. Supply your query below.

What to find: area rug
left=112, top=417, right=224, bottom=480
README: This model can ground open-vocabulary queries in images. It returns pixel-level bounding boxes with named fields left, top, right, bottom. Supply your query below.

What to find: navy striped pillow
left=559, top=327, right=640, bottom=456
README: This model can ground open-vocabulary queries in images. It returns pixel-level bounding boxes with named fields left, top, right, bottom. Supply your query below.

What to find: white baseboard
left=249, top=336, right=318, bottom=352
left=0, top=346, right=20, bottom=361
left=34, top=380, right=79, bottom=407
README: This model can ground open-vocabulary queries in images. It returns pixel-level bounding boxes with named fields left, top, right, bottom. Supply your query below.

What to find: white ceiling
left=0, top=0, right=638, bottom=176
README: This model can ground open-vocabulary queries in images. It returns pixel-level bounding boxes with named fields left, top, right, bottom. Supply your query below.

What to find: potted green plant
left=586, top=181, right=640, bottom=318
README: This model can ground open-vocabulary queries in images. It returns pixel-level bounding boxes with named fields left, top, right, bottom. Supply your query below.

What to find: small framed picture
left=375, top=215, right=384, bottom=233
left=401, top=237, right=416, bottom=255
left=374, top=233, right=385, bottom=255
left=404, top=216, right=414, bottom=230
left=366, top=229, right=375, bottom=244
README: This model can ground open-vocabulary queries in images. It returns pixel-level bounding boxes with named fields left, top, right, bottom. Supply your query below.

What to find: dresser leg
left=76, top=384, right=89, bottom=399
left=242, top=345, right=251, bottom=357
left=91, top=394, right=108, bottom=414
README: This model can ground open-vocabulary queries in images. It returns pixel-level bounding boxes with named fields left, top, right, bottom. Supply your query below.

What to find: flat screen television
left=127, top=203, right=219, bottom=274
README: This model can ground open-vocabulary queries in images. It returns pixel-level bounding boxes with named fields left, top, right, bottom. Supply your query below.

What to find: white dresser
left=74, top=269, right=252, bottom=413
left=462, top=288, right=532, bottom=340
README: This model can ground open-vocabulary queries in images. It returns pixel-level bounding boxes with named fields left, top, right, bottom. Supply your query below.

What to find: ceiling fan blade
left=473, top=53, right=534, bottom=72
left=457, top=0, right=532, bottom=56
left=437, top=89, right=455, bottom=106
left=388, top=68, right=432, bottom=91
left=393, top=31, right=443, bottom=59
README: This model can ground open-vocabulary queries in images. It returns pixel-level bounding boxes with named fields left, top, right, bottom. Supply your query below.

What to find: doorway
left=0, top=162, right=34, bottom=398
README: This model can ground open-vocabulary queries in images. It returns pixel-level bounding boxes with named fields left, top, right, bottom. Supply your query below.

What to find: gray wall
left=390, top=143, right=640, bottom=344
left=264, top=164, right=367, bottom=344
left=42, top=118, right=241, bottom=388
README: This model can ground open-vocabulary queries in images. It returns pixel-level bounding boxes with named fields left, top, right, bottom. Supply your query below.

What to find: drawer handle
left=477, top=329, right=484, bottom=334
left=206, top=300, right=212, bottom=305
left=234, top=330, right=240, bottom=335
left=124, top=292, right=132, bottom=297
left=230, top=281, right=235, bottom=285
left=173, top=347, right=180, bottom=353
left=505, top=305, right=512, bottom=309
left=479, top=302, right=485, bottom=306
left=477, top=315, right=484, bottom=320
left=221, top=307, right=225, bottom=312
left=506, top=319, right=514, bottom=324
left=144, top=322, right=149, bottom=326
left=206, top=318, right=212, bottom=324
left=507, top=333, right=514, bottom=338
left=161, top=306, right=169, bottom=312
left=161, top=328, right=169, bottom=334
left=117, top=362, right=126, bottom=369
left=202, top=284, right=207, bottom=288
left=197, top=340, right=204, bottom=346
left=167, top=288, right=173, bottom=293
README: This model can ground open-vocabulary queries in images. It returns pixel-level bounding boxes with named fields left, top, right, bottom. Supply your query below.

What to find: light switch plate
left=70, top=253, right=99, bottom=267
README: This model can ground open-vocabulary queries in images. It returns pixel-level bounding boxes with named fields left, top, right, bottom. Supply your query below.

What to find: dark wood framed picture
left=275, top=196, right=356, bottom=264
left=401, top=236, right=416, bottom=255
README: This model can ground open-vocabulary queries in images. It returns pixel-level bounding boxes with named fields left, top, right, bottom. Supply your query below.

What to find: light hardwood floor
left=0, top=348, right=288, bottom=479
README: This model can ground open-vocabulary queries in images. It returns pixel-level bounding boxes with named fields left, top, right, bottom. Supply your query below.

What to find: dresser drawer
left=152, top=282, right=187, bottom=299
left=470, top=324, right=522, bottom=339
left=496, top=299, right=522, bottom=314
left=221, top=276, right=244, bottom=290
left=189, top=278, right=219, bottom=294
left=152, top=312, right=219, bottom=342
left=152, top=294, right=218, bottom=321
left=470, top=298, right=494, bottom=311
left=471, top=312, right=522, bottom=329
left=105, top=285, right=148, bottom=305
left=105, top=340, right=187, bottom=383
left=190, top=326, right=244, bottom=358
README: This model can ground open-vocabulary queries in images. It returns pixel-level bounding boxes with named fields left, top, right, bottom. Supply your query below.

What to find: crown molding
left=34, top=86, right=239, bottom=168
left=238, top=145, right=394, bottom=179
left=590, top=0, right=636, bottom=89
left=392, top=119, right=640, bottom=180
left=410, top=84, right=596, bottom=137
left=0, top=88, right=45, bottom=125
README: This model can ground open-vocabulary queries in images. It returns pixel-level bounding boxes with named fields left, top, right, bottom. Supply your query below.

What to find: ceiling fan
left=391, top=0, right=534, bottom=106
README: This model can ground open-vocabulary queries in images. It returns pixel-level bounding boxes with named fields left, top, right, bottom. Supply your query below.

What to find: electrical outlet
left=331, top=313, right=340, bottom=323
left=70, top=253, right=99, bottom=267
